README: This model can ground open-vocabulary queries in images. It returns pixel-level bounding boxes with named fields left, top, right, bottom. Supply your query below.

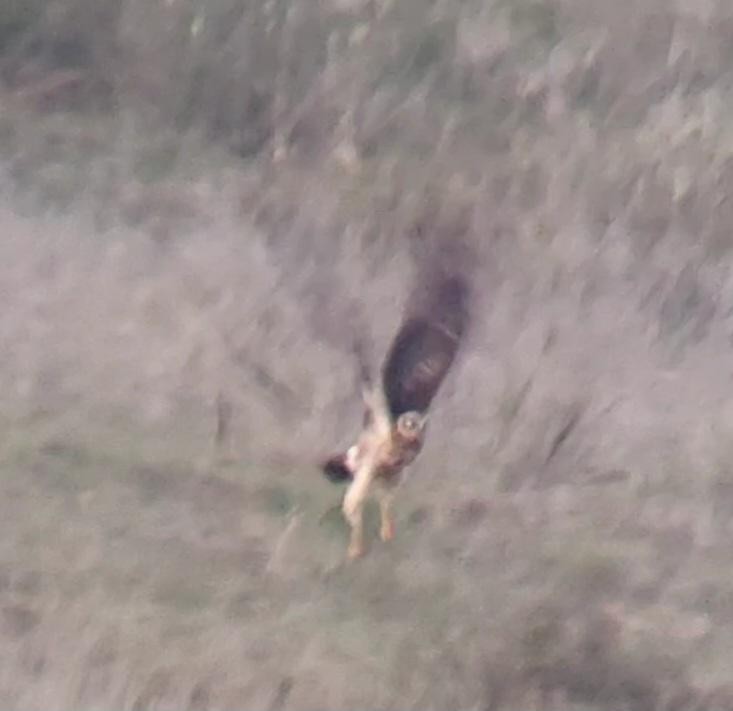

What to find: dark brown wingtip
left=381, top=268, right=471, bottom=418
left=432, top=273, right=471, bottom=339
left=322, top=453, right=354, bottom=483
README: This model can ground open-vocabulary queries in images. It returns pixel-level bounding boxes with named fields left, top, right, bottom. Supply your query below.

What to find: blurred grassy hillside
left=2, top=0, right=733, bottom=709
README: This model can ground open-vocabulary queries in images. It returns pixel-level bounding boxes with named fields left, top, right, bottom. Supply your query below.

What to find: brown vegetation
left=2, top=0, right=733, bottom=708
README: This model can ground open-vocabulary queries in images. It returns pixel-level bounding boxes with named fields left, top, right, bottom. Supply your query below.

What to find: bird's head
left=395, top=411, right=427, bottom=441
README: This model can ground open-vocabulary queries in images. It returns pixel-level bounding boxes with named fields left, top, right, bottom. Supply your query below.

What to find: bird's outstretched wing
left=382, top=274, right=469, bottom=418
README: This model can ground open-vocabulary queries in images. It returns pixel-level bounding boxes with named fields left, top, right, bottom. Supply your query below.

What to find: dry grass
left=2, top=0, right=733, bottom=708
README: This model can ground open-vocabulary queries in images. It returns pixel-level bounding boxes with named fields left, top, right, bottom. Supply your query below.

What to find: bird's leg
left=342, top=456, right=376, bottom=559
left=376, top=487, right=396, bottom=542
left=343, top=485, right=366, bottom=559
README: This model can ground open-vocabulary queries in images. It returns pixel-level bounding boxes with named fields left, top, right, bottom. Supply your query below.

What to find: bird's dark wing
left=382, top=275, right=469, bottom=418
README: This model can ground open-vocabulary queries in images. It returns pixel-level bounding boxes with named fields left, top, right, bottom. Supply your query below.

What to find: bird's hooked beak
left=416, top=413, right=429, bottom=434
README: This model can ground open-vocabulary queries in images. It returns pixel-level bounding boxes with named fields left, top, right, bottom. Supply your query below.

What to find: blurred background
left=2, top=0, right=733, bottom=708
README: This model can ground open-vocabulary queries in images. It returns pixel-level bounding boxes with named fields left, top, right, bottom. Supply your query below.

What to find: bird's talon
left=347, top=544, right=365, bottom=560
left=380, top=520, right=395, bottom=542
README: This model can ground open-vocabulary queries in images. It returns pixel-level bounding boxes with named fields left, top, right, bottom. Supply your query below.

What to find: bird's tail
left=322, top=453, right=354, bottom=483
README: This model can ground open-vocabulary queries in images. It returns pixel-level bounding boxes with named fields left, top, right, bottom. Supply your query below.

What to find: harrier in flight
left=322, top=267, right=470, bottom=559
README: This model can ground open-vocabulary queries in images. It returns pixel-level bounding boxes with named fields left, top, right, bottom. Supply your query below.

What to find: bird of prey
left=321, top=269, right=470, bottom=559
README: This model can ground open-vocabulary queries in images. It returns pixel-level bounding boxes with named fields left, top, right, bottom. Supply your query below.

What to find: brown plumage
left=321, top=268, right=470, bottom=559
left=383, top=275, right=468, bottom=418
